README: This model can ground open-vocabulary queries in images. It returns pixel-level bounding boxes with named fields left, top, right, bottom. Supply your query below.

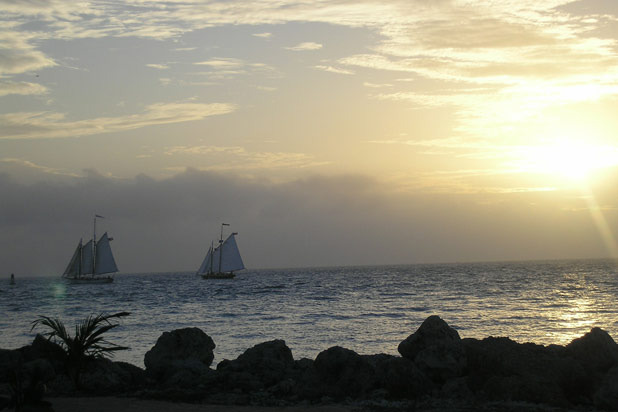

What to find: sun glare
left=517, top=139, right=618, bottom=182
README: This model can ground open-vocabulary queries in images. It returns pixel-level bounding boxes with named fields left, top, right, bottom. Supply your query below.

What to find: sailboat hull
left=201, top=273, right=235, bottom=279
left=65, top=276, right=114, bottom=284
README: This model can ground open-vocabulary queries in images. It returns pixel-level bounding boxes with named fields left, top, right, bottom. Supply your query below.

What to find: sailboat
left=62, top=215, right=118, bottom=284
left=196, top=223, right=245, bottom=279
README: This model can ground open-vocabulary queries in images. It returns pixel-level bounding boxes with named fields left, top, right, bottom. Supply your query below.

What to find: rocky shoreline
left=2, top=315, right=618, bottom=411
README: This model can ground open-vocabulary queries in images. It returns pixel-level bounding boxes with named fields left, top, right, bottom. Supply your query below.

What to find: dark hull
left=201, top=273, right=235, bottom=279
left=64, top=276, right=114, bottom=284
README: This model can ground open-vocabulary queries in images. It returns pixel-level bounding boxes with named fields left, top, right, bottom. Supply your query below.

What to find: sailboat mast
left=210, top=241, right=214, bottom=274
left=93, top=215, right=97, bottom=275
left=219, top=223, right=229, bottom=273
left=79, top=238, right=83, bottom=278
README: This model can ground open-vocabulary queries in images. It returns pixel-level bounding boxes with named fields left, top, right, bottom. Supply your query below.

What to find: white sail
left=197, top=245, right=213, bottom=275
left=219, top=234, right=245, bottom=272
left=63, top=240, right=82, bottom=277
left=197, top=232, right=244, bottom=276
left=81, top=239, right=95, bottom=275
left=95, top=232, right=118, bottom=275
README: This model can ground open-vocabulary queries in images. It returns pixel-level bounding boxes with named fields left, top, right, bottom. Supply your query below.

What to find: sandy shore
left=50, top=397, right=356, bottom=412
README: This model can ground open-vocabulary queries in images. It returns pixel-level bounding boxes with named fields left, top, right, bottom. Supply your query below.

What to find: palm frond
left=32, top=312, right=131, bottom=359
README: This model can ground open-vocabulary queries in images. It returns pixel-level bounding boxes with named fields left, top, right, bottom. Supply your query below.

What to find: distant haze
left=1, top=167, right=617, bottom=276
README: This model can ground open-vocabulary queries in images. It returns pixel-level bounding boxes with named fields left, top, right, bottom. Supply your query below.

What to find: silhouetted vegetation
left=31, top=312, right=130, bottom=387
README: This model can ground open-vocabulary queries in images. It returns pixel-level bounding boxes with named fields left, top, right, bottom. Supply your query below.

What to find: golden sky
left=1, top=0, right=617, bottom=272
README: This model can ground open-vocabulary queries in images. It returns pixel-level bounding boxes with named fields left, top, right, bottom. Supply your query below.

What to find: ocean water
left=1, top=259, right=618, bottom=368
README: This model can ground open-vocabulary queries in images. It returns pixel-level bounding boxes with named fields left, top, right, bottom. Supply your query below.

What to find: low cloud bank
left=1, top=168, right=616, bottom=276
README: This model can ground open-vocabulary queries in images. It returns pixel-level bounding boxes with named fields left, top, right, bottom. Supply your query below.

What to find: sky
left=2, top=0, right=618, bottom=275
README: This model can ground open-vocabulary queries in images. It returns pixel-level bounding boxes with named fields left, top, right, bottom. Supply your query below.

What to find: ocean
left=1, top=259, right=617, bottom=368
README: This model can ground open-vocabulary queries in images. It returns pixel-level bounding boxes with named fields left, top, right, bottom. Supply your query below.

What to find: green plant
left=31, top=312, right=130, bottom=387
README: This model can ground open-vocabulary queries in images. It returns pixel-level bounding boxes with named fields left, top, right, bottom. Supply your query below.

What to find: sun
left=516, top=138, right=618, bottom=182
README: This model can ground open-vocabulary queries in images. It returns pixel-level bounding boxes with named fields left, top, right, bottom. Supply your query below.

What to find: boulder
left=77, top=359, right=145, bottom=394
left=21, top=335, right=66, bottom=363
left=463, top=337, right=587, bottom=407
left=566, top=327, right=618, bottom=373
left=593, top=365, right=618, bottom=410
left=313, top=346, right=376, bottom=399
left=398, top=315, right=466, bottom=382
left=365, top=354, right=432, bottom=399
left=144, top=327, right=215, bottom=383
left=0, top=349, right=23, bottom=383
left=216, top=339, right=294, bottom=390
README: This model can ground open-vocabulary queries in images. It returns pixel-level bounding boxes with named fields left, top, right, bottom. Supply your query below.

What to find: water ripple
left=2, top=259, right=617, bottom=367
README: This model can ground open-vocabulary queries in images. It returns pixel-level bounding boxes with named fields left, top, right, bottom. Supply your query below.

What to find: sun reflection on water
left=51, top=281, right=67, bottom=300
left=544, top=273, right=601, bottom=345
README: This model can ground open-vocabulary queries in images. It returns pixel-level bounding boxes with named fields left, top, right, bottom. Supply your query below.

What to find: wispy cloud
left=0, top=102, right=236, bottom=140
left=0, top=32, right=56, bottom=76
left=0, top=157, right=79, bottom=176
left=164, top=145, right=330, bottom=171
left=0, top=81, right=48, bottom=97
left=314, top=65, right=354, bottom=75
left=194, top=58, right=245, bottom=69
left=286, top=42, right=322, bottom=51
left=193, top=57, right=276, bottom=80
left=363, top=82, right=391, bottom=88
left=146, top=63, right=170, bottom=70
left=3, top=0, right=618, bottom=187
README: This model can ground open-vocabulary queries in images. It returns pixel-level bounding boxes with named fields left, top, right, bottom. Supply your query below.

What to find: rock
left=144, top=327, right=215, bottom=383
left=16, top=335, right=67, bottom=378
left=21, top=335, right=66, bottom=364
left=366, top=354, right=432, bottom=399
left=288, top=358, right=322, bottom=400
left=398, top=315, right=466, bottom=382
left=0, top=349, right=23, bottom=383
left=594, top=365, right=618, bottom=410
left=115, top=361, right=146, bottom=387
left=313, top=346, right=376, bottom=399
left=21, top=359, right=56, bottom=403
left=79, top=358, right=132, bottom=394
left=78, top=359, right=145, bottom=395
left=463, top=337, right=587, bottom=407
left=566, top=327, right=618, bottom=373
left=216, top=340, right=294, bottom=390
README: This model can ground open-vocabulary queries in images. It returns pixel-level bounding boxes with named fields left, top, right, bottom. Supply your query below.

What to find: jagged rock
left=593, top=365, right=618, bottom=410
left=398, top=315, right=466, bottom=382
left=79, top=358, right=137, bottom=394
left=0, top=349, right=23, bottom=383
left=216, top=340, right=294, bottom=393
left=365, top=354, right=433, bottom=399
left=313, top=346, right=376, bottom=399
left=144, top=327, right=215, bottom=383
left=78, top=359, right=145, bottom=394
left=566, top=327, right=618, bottom=373
left=21, top=335, right=66, bottom=364
left=463, top=336, right=587, bottom=407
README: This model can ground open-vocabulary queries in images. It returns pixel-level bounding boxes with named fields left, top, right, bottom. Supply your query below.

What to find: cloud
left=3, top=1, right=615, bottom=97
left=0, top=32, right=56, bottom=76
left=363, top=82, right=391, bottom=88
left=0, top=158, right=80, bottom=181
left=253, top=32, right=272, bottom=38
left=0, top=102, right=236, bottom=140
left=0, top=80, right=48, bottom=97
left=192, top=57, right=275, bottom=80
left=146, top=63, right=170, bottom=70
left=314, top=65, right=354, bottom=75
left=163, top=145, right=330, bottom=171
left=194, top=58, right=245, bottom=69
left=285, top=42, right=323, bottom=51
left=1, top=168, right=616, bottom=275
